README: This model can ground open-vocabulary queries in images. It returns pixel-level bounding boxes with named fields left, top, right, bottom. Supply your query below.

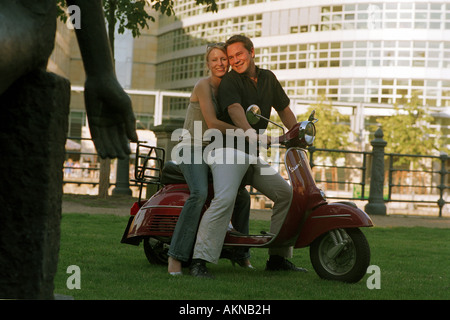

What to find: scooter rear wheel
left=143, top=237, right=169, bottom=265
left=310, top=228, right=370, bottom=283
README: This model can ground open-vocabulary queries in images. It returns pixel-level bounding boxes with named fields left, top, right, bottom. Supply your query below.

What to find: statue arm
left=66, top=0, right=114, bottom=78
left=66, top=0, right=138, bottom=159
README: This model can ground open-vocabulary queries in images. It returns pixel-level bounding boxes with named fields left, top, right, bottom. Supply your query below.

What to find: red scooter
left=121, top=107, right=373, bottom=283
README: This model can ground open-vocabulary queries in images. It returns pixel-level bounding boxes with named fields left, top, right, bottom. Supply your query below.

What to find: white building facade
left=154, top=0, right=450, bottom=149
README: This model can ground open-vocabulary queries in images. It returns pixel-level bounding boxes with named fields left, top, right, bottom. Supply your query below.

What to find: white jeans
left=192, top=148, right=293, bottom=264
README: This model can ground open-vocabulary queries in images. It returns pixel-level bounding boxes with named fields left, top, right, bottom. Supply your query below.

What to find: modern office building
left=155, top=0, right=450, bottom=150
left=48, top=1, right=450, bottom=150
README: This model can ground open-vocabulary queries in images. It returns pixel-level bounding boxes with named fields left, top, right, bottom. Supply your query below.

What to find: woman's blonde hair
left=205, top=42, right=226, bottom=62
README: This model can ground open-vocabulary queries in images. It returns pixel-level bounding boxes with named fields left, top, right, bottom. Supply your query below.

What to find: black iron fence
left=387, top=152, right=448, bottom=217
left=306, top=147, right=449, bottom=217
left=64, top=137, right=100, bottom=186
left=308, top=147, right=370, bottom=201
left=63, top=137, right=140, bottom=193
left=63, top=131, right=449, bottom=217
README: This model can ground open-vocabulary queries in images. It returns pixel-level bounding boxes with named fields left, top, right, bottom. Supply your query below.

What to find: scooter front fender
left=295, top=202, right=373, bottom=248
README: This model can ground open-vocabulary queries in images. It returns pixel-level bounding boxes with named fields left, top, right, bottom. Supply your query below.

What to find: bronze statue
left=0, top=0, right=138, bottom=158
left=0, top=0, right=137, bottom=299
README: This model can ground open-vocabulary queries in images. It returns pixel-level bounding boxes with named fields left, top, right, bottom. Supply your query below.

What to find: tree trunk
left=98, top=158, right=111, bottom=198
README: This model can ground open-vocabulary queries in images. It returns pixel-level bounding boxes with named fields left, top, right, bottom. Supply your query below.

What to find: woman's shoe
left=168, top=256, right=183, bottom=275
left=231, top=258, right=255, bottom=269
left=221, top=249, right=255, bottom=269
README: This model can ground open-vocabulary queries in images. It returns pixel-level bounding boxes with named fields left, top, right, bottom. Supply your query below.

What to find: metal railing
left=306, top=147, right=448, bottom=217
left=64, top=137, right=101, bottom=186
left=308, top=147, right=371, bottom=201
left=64, top=135, right=448, bottom=217
left=387, top=152, right=448, bottom=217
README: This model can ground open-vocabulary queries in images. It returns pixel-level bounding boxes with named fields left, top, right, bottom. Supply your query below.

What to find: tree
left=375, top=94, right=443, bottom=197
left=58, top=0, right=219, bottom=56
left=375, top=93, right=441, bottom=166
left=101, top=0, right=217, bottom=55
left=58, top=0, right=218, bottom=29
left=303, top=96, right=352, bottom=165
left=57, top=0, right=218, bottom=197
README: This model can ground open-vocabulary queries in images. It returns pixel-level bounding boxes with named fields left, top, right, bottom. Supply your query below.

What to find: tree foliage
left=304, top=96, right=352, bottom=151
left=375, top=94, right=441, bottom=157
left=104, top=0, right=152, bottom=38
left=57, top=0, right=218, bottom=38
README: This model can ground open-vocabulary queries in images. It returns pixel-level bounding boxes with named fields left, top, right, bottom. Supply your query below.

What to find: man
left=217, top=34, right=307, bottom=272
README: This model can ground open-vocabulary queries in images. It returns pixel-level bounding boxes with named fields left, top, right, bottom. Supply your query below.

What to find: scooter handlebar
left=276, top=120, right=316, bottom=149
left=277, top=123, right=301, bottom=146
left=246, top=105, right=316, bottom=148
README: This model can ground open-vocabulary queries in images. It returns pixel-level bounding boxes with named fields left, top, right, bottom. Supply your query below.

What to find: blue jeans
left=193, top=149, right=292, bottom=264
left=167, top=146, right=251, bottom=262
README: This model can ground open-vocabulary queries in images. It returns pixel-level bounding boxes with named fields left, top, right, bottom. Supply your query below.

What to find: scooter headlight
left=299, top=121, right=316, bottom=146
left=304, top=122, right=316, bottom=145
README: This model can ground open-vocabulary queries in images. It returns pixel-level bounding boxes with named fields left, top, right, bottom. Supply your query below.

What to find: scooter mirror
left=246, top=104, right=286, bottom=133
left=308, top=110, right=318, bottom=123
left=246, top=105, right=261, bottom=125
left=308, top=110, right=316, bottom=122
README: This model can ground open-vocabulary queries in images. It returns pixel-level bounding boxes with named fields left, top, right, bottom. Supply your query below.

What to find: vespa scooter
left=121, top=107, right=373, bottom=283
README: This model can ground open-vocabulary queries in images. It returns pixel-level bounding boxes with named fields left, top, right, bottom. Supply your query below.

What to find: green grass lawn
left=54, top=213, right=449, bottom=300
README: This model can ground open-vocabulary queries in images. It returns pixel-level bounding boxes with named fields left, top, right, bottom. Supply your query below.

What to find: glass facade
left=156, top=1, right=450, bottom=107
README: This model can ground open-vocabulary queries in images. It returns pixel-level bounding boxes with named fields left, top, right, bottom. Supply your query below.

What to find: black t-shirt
left=217, top=66, right=290, bottom=132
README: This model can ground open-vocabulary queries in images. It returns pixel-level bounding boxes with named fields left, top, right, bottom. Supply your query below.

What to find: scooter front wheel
left=310, top=228, right=370, bottom=283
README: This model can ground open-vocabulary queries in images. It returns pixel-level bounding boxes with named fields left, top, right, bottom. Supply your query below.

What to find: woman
left=167, top=43, right=252, bottom=276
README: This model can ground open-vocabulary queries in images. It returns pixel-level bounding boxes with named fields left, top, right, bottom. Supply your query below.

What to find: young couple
left=168, top=35, right=307, bottom=278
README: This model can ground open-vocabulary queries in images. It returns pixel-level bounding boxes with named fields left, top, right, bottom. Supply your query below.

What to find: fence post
left=437, top=152, right=448, bottom=217
left=365, top=127, right=387, bottom=215
left=112, top=156, right=132, bottom=196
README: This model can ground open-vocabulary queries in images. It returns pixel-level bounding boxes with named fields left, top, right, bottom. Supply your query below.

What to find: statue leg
left=0, top=70, right=70, bottom=299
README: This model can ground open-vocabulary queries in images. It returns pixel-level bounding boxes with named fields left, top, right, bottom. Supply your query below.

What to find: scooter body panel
left=270, top=148, right=327, bottom=246
left=294, top=202, right=373, bottom=248
left=125, top=184, right=193, bottom=239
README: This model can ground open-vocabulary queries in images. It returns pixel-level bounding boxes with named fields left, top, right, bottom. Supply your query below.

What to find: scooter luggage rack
left=132, top=142, right=165, bottom=202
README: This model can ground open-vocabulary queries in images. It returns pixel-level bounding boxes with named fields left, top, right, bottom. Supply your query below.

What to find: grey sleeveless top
left=181, top=87, right=220, bottom=147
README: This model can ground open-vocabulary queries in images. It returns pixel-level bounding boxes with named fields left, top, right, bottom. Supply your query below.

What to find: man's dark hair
left=225, top=34, right=254, bottom=53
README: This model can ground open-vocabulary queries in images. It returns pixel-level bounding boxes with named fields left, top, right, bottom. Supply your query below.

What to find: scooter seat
left=161, top=161, right=187, bottom=184
left=161, top=161, right=254, bottom=188
left=161, top=161, right=212, bottom=185
left=161, top=160, right=253, bottom=187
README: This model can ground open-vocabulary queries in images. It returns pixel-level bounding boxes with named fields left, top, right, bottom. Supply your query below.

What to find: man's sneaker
left=265, top=256, right=308, bottom=272
left=189, top=261, right=215, bottom=279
